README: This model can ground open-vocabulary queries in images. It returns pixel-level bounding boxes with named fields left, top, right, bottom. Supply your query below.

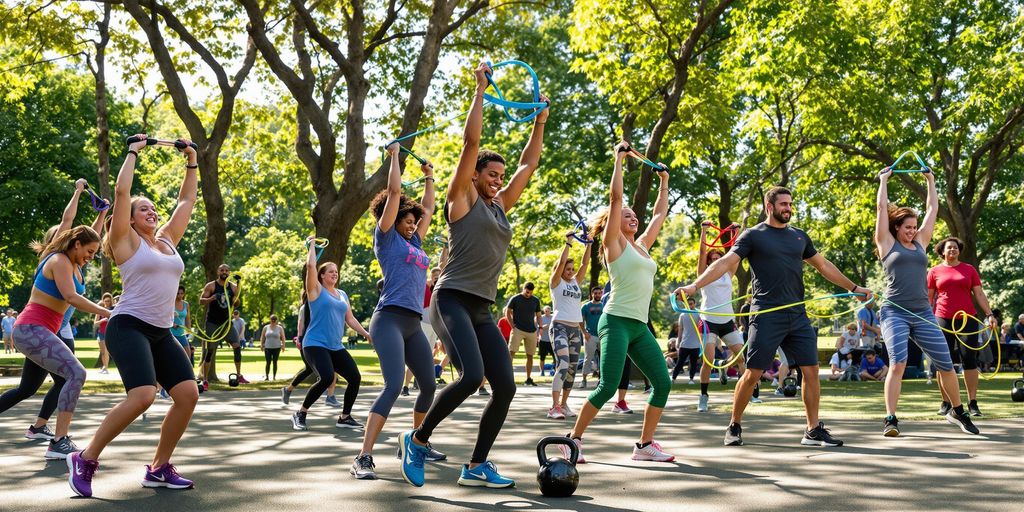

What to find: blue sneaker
left=457, top=461, right=515, bottom=488
left=398, top=430, right=428, bottom=487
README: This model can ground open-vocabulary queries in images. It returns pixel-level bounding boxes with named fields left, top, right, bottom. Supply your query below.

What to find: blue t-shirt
left=374, top=228, right=430, bottom=315
left=580, top=301, right=603, bottom=336
left=304, top=288, right=350, bottom=351
left=861, top=356, right=886, bottom=374
left=1, top=316, right=15, bottom=335
left=857, top=307, right=878, bottom=340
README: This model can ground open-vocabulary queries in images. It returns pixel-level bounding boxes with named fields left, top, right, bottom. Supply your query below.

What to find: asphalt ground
left=0, top=382, right=1021, bottom=511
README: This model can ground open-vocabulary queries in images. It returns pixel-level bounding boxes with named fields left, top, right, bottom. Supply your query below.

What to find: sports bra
left=33, top=252, right=85, bottom=301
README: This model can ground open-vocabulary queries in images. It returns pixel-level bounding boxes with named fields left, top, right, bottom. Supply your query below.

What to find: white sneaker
left=561, top=403, right=577, bottom=417
left=631, top=440, right=675, bottom=462
left=558, top=436, right=586, bottom=464
left=697, top=394, right=709, bottom=412
left=547, top=406, right=566, bottom=420
left=687, top=379, right=695, bottom=385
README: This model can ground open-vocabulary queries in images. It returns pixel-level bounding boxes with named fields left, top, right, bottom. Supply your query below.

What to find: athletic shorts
left=745, top=310, right=818, bottom=370
left=205, top=320, right=240, bottom=346
left=96, top=331, right=106, bottom=342
left=508, top=327, right=538, bottom=355
left=106, top=314, right=195, bottom=391
left=538, top=340, right=554, bottom=360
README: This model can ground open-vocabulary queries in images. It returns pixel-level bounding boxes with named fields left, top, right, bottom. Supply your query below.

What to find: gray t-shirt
left=677, top=311, right=702, bottom=349
left=507, top=294, right=541, bottom=332
left=881, top=241, right=931, bottom=311
left=730, top=223, right=817, bottom=312
left=262, top=324, right=284, bottom=349
left=434, top=197, right=512, bottom=302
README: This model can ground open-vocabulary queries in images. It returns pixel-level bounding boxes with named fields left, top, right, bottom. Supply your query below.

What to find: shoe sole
left=25, top=433, right=54, bottom=440
left=349, top=468, right=378, bottom=480
left=882, top=428, right=900, bottom=437
left=141, top=480, right=194, bottom=489
left=45, top=451, right=71, bottom=460
left=724, top=439, right=743, bottom=446
left=66, top=455, right=90, bottom=498
left=631, top=454, right=675, bottom=462
left=456, top=477, right=515, bottom=488
left=945, top=415, right=980, bottom=435
left=800, top=438, right=843, bottom=447
left=398, top=432, right=424, bottom=487
left=291, top=419, right=307, bottom=431
left=336, top=423, right=364, bottom=429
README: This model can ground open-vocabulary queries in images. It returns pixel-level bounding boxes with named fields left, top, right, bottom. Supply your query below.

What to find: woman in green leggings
left=562, top=141, right=674, bottom=463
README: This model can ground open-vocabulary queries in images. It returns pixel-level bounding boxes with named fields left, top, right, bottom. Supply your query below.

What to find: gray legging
left=3, top=324, right=86, bottom=413
left=368, top=307, right=437, bottom=418
left=551, top=322, right=583, bottom=391
left=582, top=332, right=600, bottom=376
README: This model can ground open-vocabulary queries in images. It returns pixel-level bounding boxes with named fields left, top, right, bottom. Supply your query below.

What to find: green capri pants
left=588, top=313, right=671, bottom=409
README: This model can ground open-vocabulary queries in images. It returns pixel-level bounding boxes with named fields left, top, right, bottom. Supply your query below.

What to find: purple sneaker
left=142, top=462, right=195, bottom=489
left=67, top=451, right=99, bottom=497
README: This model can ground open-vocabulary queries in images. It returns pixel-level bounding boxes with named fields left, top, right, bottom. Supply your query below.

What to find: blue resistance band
left=83, top=184, right=110, bottom=212
left=883, top=150, right=931, bottom=174
left=483, top=60, right=549, bottom=124
left=571, top=219, right=592, bottom=244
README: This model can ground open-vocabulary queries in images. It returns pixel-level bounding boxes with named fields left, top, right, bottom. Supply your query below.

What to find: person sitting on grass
left=859, top=350, right=888, bottom=382
left=829, top=352, right=858, bottom=381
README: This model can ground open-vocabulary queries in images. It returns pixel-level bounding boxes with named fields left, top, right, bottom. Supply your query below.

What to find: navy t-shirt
left=374, top=227, right=430, bottom=315
left=506, top=294, right=541, bottom=332
left=729, top=222, right=817, bottom=312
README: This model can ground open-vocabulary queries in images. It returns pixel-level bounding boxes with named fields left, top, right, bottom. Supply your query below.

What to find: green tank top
left=605, top=241, right=657, bottom=322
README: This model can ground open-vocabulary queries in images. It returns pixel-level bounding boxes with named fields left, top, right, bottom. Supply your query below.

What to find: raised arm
left=550, top=233, right=573, bottom=290
left=604, top=142, right=630, bottom=262
left=697, top=222, right=710, bottom=275
left=637, top=168, right=670, bottom=249
left=90, top=207, right=108, bottom=237
left=108, top=136, right=148, bottom=264
left=416, top=160, right=436, bottom=241
left=916, top=170, right=939, bottom=246
left=574, top=234, right=592, bottom=284
left=496, top=95, right=549, bottom=212
left=447, top=62, right=491, bottom=222
left=378, top=143, right=403, bottom=233
left=156, top=140, right=199, bottom=246
left=805, top=253, right=872, bottom=301
left=304, top=236, right=322, bottom=302
left=55, top=179, right=87, bottom=236
left=874, top=167, right=894, bottom=258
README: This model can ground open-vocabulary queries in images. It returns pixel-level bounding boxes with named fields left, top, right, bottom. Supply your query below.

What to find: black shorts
left=538, top=340, right=553, bottom=359
left=705, top=319, right=738, bottom=337
left=745, top=310, right=818, bottom=370
left=107, top=314, right=195, bottom=392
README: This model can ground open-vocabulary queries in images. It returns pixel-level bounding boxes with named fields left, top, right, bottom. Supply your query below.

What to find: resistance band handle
left=126, top=136, right=198, bottom=151
left=571, top=219, right=591, bottom=244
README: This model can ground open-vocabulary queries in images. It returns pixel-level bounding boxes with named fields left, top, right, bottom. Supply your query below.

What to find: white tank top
left=111, top=237, right=185, bottom=328
left=700, top=272, right=735, bottom=324
left=550, top=278, right=584, bottom=324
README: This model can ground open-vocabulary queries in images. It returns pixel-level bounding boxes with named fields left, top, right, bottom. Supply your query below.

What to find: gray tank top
left=881, top=241, right=931, bottom=311
left=434, top=196, right=512, bottom=302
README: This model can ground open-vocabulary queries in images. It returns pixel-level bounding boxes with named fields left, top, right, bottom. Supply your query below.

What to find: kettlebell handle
left=537, top=436, right=579, bottom=466
left=783, top=377, right=796, bottom=386
left=1013, top=379, right=1024, bottom=389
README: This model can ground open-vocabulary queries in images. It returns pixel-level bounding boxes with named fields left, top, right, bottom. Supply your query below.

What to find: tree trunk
left=89, top=3, right=114, bottom=293
left=198, top=154, right=227, bottom=281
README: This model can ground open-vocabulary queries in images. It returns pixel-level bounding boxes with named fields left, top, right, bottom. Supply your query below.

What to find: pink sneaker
left=558, top=436, right=586, bottom=464
left=546, top=406, right=566, bottom=420
left=237, top=375, right=251, bottom=384
left=631, top=440, right=675, bottom=462
left=613, top=400, right=633, bottom=414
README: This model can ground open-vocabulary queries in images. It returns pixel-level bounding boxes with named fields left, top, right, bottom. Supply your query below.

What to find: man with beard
left=680, top=186, right=872, bottom=448
left=199, top=264, right=246, bottom=388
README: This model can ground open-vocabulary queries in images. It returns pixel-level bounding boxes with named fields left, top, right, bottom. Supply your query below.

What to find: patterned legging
left=6, top=324, right=86, bottom=413
left=551, top=323, right=583, bottom=391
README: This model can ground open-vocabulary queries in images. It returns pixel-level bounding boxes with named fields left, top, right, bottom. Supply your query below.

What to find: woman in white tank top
left=68, top=134, right=200, bottom=498
left=546, top=230, right=592, bottom=419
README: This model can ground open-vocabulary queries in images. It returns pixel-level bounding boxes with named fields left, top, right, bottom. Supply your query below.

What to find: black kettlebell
left=536, top=436, right=579, bottom=497
left=228, top=373, right=239, bottom=387
left=1011, top=379, right=1024, bottom=403
left=196, top=378, right=204, bottom=394
left=782, top=376, right=797, bottom=397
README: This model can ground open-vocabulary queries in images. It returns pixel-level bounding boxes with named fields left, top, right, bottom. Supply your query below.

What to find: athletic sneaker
left=325, top=395, right=342, bottom=408
left=401, top=386, right=410, bottom=396
left=631, top=440, right=675, bottom=462
left=45, top=435, right=79, bottom=460
left=425, top=443, right=447, bottom=462
left=801, top=421, right=844, bottom=447
left=612, top=400, right=633, bottom=414
left=968, top=400, right=982, bottom=417
left=99, top=368, right=109, bottom=374
left=882, top=415, right=900, bottom=437
left=158, top=388, right=170, bottom=400
left=525, top=378, right=537, bottom=387
left=336, top=415, right=363, bottom=429
left=643, top=386, right=653, bottom=394
left=281, top=386, right=292, bottom=405
left=142, top=462, right=194, bottom=489
left=579, top=378, right=587, bottom=389
left=945, top=410, right=981, bottom=435
left=202, top=380, right=209, bottom=392
left=25, top=424, right=55, bottom=440
left=350, top=454, right=377, bottom=480
left=687, top=379, right=695, bottom=385
left=774, top=387, right=784, bottom=396
left=398, top=430, right=428, bottom=487
left=237, top=375, right=251, bottom=384
left=561, top=403, right=577, bottom=417
left=547, top=406, right=566, bottom=420
left=67, top=451, right=99, bottom=497
left=937, top=401, right=951, bottom=416
left=457, top=461, right=515, bottom=488
left=720, top=372, right=728, bottom=385
left=749, top=396, right=764, bottom=404
left=558, top=435, right=586, bottom=463
left=291, top=411, right=308, bottom=431
left=436, top=377, right=446, bottom=385
left=724, top=423, right=743, bottom=446
left=697, top=394, right=709, bottom=413
left=478, top=387, right=489, bottom=396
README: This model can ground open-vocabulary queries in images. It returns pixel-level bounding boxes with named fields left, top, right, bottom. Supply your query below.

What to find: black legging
left=290, top=338, right=314, bottom=387
left=264, top=348, right=281, bottom=379
left=419, top=289, right=516, bottom=464
left=301, top=346, right=361, bottom=415
left=0, top=337, right=74, bottom=420
left=672, top=347, right=701, bottom=380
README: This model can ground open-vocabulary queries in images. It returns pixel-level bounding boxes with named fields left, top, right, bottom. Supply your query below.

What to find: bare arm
left=344, top=307, right=370, bottom=340
left=604, top=142, right=630, bottom=262
left=574, top=235, right=592, bottom=284
left=504, top=304, right=513, bottom=326
left=496, top=96, right=549, bottom=212
left=916, top=171, right=939, bottom=246
left=446, top=62, right=491, bottom=223
left=697, top=223, right=710, bottom=275
left=50, top=256, right=110, bottom=317
left=90, top=207, right=108, bottom=236
left=304, top=236, right=322, bottom=302
left=550, top=234, right=573, bottom=290
left=637, top=170, right=670, bottom=249
left=378, top=143, right=403, bottom=233
left=681, top=252, right=742, bottom=296
left=55, top=179, right=87, bottom=236
left=805, top=253, right=872, bottom=301
left=108, top=136, right=148, bottom=264
left=199, top=282, right=217, bottom=305
left=874, top=169, right=894, bottom=258
left=157, top=141, right=199, bottom=246
left=416, top=160, right=436, bottom=241
left=972, top=285, right=996, bottom=326
left=184, top=301, right=191, bottom=329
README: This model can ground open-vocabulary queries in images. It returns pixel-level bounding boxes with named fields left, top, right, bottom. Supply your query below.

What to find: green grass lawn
left=3, top=338, right=1022, bottom=420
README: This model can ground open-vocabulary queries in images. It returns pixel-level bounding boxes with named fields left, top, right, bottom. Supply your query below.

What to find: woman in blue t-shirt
left=290, top=239, right=372, bottom=432
left=350, top=142, right=442, bottom=480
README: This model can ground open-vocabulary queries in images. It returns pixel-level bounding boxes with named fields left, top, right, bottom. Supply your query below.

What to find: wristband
left=849, top=286, right=858, bottom=293
left=186, top=164, right=199, bottom=169
left=127, top=150, right=139, bottom=158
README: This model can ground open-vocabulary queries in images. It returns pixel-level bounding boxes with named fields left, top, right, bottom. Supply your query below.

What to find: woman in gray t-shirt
left=260, top=315, right=286, bottom=381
